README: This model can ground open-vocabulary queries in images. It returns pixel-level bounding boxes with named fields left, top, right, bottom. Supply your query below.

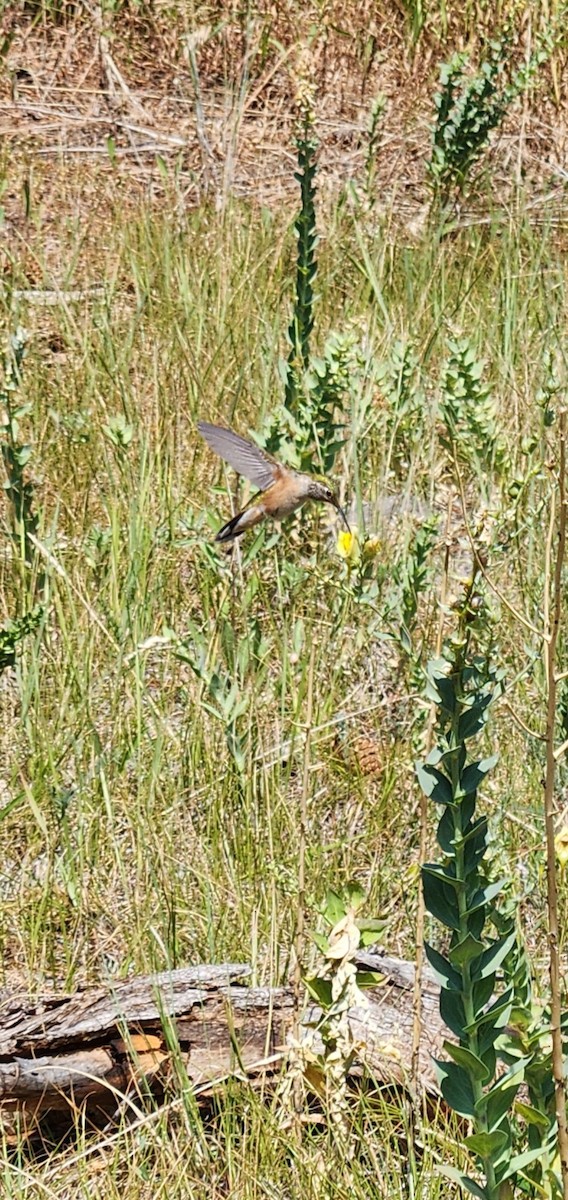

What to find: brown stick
left=293, top=639, right=317, bottom=1025
left=543, top=407, right=568, bottom=1197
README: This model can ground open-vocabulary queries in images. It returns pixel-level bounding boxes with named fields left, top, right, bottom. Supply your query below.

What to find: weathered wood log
left=0, top=953, right=444, bottom=1128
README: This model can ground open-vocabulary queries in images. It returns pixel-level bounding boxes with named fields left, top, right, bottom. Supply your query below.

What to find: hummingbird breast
left=268, top=494, right=304, bottom=519
left=264, top=475, right=308, bottom=520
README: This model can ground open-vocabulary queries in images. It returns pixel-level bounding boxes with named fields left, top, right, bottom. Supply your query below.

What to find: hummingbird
left=198, top=421, right=350, bottom=543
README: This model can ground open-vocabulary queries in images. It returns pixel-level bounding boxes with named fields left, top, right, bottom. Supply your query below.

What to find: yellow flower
left=362, top=535, right=381, bottom=560
left=555, top=826, right=568, bottom=869
left=336, top=529, right=361, bottom=566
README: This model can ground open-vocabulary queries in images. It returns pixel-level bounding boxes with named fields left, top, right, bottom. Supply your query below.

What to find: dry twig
left=293, top=639, right=317, bottom=1027
left=543, top=407, right=568, bottom=1197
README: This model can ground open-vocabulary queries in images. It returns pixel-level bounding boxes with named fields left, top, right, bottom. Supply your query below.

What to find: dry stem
left=293, top=639, right=317, bottom=1025
left=543, top=407, right=568, bottom=1197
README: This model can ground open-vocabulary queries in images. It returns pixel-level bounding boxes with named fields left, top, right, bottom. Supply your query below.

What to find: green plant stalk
left=285, top=121, right=317, bottom=413
left=2, top=342, right=27, bottom=551
left=412, top=522, right=451, bottom=1087
left=259, top=121, right=346, bottom=476
left=1, top=330, right=42, bottom=604
left=446, top=625, right=498, bottom=1199
left=419, top=582, right=535, bottom=1196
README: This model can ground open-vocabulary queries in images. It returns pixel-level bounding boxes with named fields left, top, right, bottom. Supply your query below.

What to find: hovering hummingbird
left=198, top=421, right=350, bottom=543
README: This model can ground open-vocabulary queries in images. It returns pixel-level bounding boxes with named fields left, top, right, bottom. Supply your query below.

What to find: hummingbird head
left=306, top=475, right=351, bottom=531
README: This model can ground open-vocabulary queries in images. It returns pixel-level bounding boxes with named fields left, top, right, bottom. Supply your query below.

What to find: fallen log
left=0, top=952, right=444, bottom=1129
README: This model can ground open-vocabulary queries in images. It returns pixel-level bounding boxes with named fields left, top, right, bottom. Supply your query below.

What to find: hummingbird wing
left=197, top=422, right=279, bottom=490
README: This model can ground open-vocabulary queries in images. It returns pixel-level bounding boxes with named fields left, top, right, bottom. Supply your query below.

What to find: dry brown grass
left=1, top=0, right=567, bottom=270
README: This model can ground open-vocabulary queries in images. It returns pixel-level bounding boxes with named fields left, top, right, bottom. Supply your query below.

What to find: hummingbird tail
left=215, top=513, right=246, bottom=543
left=215, top=504, right=265, bottom=543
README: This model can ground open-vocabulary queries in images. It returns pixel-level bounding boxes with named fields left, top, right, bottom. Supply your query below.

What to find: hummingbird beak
left=331, top=497, right=351, bottom=532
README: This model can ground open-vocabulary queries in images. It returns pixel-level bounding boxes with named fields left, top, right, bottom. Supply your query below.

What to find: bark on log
left=0, top=952, right=444, bottom=1128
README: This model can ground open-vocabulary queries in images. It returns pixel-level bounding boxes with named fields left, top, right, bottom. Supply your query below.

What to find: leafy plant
left=0, top=607, right=43, bottom=674
left=494, top=901, right=561, bottom=1197
left=303, top=331, right=360, bottom=474
left=177, top=609, right=270, bottom=772
left=1, top=326, right=46, bottom=664
left=278, top=884, right=386, bottom=1153
left=395, top=516, right=439, bottom=654
left=286, top=122, right=317, bottom=409
left=380, top=338, right=424, bottom=481
left=439, top=335, right=506, bottom=487
left=176, top=643, right=249, bottom=771
left=257, top=115, right=345, bottom=476
left=103, top=412, right=134, bottom=452
left=1, top=328, right=39, bottom=568
left=428, top=28, right=555, bottom=203
left=418, top=581, right=556, bottom=1197
left=307, top=883, right=388, bottom=994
